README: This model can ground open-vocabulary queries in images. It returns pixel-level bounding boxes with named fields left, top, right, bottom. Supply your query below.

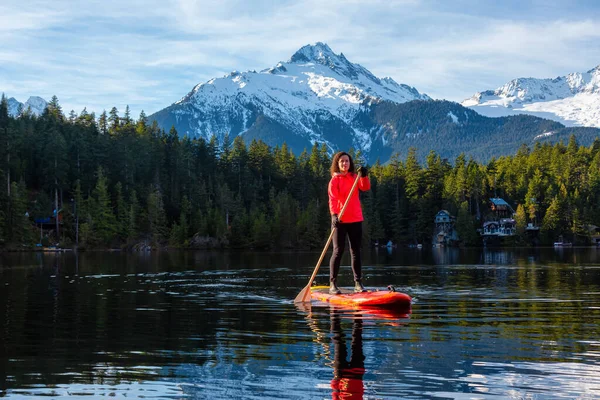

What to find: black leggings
left=329, top=221, right=362, bottom=282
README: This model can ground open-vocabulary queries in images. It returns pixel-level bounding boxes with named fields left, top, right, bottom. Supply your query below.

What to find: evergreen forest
left=1, top=95, right=600, bottom=250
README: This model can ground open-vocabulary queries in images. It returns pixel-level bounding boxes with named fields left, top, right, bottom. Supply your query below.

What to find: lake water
left=1, top=247, right=600, bottom=399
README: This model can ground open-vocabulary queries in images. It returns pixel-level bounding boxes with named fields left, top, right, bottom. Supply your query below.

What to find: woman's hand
left=331, top=214, right=340, bottom=228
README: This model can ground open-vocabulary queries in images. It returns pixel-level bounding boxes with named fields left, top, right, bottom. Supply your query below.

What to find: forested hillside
left=1, top=95, right=600, bottom=250
left=361, top=100, right=600, bottom=162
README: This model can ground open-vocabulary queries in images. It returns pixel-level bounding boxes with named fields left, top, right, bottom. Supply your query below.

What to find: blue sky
left=1, top=0, right=600, bottom=118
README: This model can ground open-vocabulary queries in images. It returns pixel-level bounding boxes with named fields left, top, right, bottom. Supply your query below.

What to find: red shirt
left=328, top=172, right=371, bottom=223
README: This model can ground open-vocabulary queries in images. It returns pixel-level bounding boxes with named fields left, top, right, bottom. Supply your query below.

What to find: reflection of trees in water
left=431, top=247, right=461, bottom=265
left=3, top=250, right=600, bottom=394
left=482, top=250, right=513, bottom=265
left=1, top=251, right=315, bottom=388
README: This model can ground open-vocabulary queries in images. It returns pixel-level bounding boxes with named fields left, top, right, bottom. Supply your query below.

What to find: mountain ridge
left=150, top=42, right=431, bottom=160
left=462, top=64, right=600, bottom=127
left=5, top=43, right=599, bottom=163
left=150, top=43, right=600, bottom=163
left=5, top=96, right=48, bottom=117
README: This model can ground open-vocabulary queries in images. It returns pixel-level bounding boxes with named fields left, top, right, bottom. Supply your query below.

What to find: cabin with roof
left=433, top=210, right=459, bottom=246
left=482, top=218, right=515, bottom=236
left=34, top=209, right=63, bottom=247
left=488, top=198, right=515, bottom=216
left=481, top=198, right=516, bottom=245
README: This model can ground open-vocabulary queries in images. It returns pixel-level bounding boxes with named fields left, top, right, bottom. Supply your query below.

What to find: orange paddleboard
left=310, top=286, right=411, bottom=309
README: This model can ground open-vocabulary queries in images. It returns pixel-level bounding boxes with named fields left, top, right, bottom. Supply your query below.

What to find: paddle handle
left=294, top=171, right=363, bottom=303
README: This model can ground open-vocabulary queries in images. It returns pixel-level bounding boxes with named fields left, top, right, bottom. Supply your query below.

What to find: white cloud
left=1, top=0, right=599, bottom=116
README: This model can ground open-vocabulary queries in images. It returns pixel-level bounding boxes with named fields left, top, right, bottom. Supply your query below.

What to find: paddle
left=294, top=171, right=362, bottom=303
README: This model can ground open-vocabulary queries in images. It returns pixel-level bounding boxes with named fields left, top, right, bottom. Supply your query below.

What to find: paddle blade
left=294, top=285, right=312, bottom=303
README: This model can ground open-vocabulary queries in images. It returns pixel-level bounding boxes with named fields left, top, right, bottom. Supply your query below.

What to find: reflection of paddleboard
left=311, top=286, right=411, bottom=309
left=328, top=304, right=411, bottom=321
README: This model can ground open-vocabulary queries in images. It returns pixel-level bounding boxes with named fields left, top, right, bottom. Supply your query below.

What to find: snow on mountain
left=25, top=96, right=48, bottom=115
left=462, top=65, right=600, bottom=127
left=5, top=96, right=48, bottom=117
left=153, top=42, right=429, bottom=155
left=7, top=97, right=22, bottom=116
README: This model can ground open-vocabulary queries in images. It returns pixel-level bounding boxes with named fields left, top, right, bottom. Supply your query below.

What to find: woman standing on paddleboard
left=328, top=151, right=371, bottom=294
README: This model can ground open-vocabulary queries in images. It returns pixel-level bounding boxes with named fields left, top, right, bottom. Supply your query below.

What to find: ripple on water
left=5, top=380, right=188, bottom=399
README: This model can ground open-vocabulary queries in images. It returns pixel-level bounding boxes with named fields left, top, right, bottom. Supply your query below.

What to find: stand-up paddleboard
left=310, top=286, right=411, bottom=309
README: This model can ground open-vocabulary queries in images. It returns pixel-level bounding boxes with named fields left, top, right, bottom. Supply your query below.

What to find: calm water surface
left=1, top=248, right=600, bottom=399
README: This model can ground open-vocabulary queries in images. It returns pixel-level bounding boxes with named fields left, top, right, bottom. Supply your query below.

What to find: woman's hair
left=330, top=151, right=355, bottom=175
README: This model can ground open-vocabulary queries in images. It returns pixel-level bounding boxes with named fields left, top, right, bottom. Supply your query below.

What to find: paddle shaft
left=294, top=171, right=362, bottom=303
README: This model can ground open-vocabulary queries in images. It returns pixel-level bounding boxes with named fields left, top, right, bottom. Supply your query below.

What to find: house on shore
left=481, top=198, right=516, bottom=246
left=433, top=210, right=459, bottom=247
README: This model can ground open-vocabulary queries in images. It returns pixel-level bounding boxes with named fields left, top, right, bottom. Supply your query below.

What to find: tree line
left=1, top=94, right=599, bottom=250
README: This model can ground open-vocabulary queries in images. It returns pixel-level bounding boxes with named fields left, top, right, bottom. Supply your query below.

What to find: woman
left=328, top=151, right=371, bottom=294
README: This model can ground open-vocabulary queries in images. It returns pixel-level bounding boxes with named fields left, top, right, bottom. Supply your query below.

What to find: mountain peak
left=289, top=42, right=337, bottom=64
left=462, top=64, right=600, bottom=127
left=288, top=42, right=379, bottom=83
left=5, top=95, right=48, bottom=117
left=587, top=64, right=600, bottom=74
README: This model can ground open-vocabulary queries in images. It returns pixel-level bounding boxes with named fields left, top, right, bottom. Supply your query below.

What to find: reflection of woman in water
left=330, top=312, right=365, bottom=399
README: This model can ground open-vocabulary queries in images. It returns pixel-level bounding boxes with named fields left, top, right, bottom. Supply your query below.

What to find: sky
left=1, top=0, right=600, bottom=118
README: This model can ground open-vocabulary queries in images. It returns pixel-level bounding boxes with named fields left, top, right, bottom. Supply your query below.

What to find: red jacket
left=328, top=172, right=371, bottom=223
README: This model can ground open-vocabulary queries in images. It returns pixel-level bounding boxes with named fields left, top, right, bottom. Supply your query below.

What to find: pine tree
left=46, top=95, right=64, bottom=121
left=515, top=204, right=527, bottom=240
left=170, top=195, right=191, bottom=247
left=390, top=193, right=410, bottom=244
left=270, top=190, right=298, bottom=248
left=68, top=110, right=77, bottom=123
left=297, top=200, right=321, bottom=248
left=127, top=189, right=140, bottom=241
left=525, top=169, right=544, bottom=225
left=456, top=201, right=478, bottom=246
left=123, top=105, right=132, bottom=126
left=251, top=210, right=271, bottom=249
left=404, top=147, right=421, bottom=200
left=136, top=111, right=148, bottom=136
left=9, top=181, right=34, bottom=245
left=571, top=208, right=588, bottom=244
left=229, top=207, right=250, bottom=248
left=220, top=132, right=231, bottom=164
left=147, top=186, right=167, bottom=244
left=98, top=111, right=108, bottom=135
left=541, top=196, right=561, bottom=244
left=229, top=135, right=248, bottom=197
left=91, top=167, right=117, bottom=245
left=108, top=107, right=120, bottom=135
left=115, top=182, right=128, bottom=241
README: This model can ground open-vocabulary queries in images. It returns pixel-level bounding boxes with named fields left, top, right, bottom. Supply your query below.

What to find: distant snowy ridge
left=154, top=42, right=430, bottom=155
left=462, top=65, right=600, bottom=127
left=5, top=96, right=48, bottom=117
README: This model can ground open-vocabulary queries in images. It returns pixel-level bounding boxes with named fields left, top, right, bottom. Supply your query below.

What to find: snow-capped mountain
left=462, top=66, right=600, bottom=127
left=6, top=96, right=48, bottom=117
left=150, top=43, right=600, bottom=163
left=150, top=42, right=430, bottom=158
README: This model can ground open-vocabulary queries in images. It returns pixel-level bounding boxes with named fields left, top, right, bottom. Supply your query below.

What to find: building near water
left=488, top=198, right=515, bottom=215
left=482, top=218, right=516, bottom=236
left=481, top=198, right=516, bottom=246
left=433, top=210, right=459, bottom=247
